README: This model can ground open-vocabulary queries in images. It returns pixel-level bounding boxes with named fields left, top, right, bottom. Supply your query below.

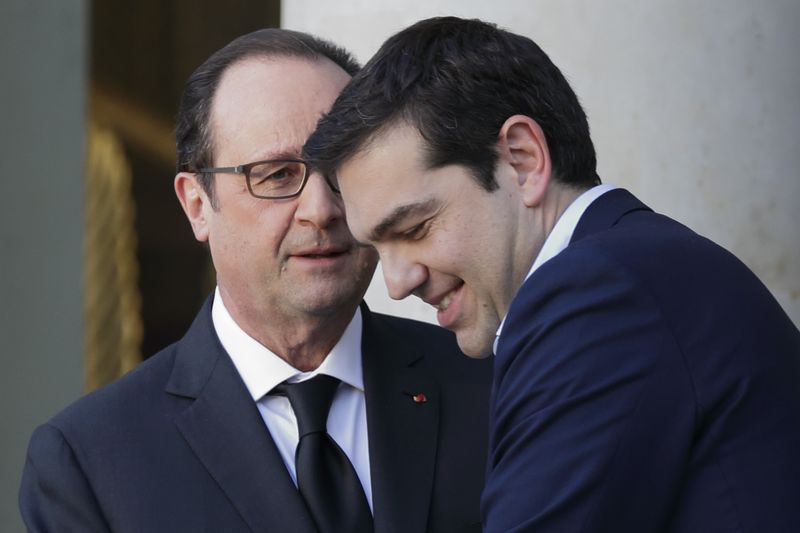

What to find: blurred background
left=1, top=0, right=798, bottom=530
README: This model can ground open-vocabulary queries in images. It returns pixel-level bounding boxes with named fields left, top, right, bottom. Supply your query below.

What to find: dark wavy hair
left=304, top=16, right=600, bottom=191
left=175, top=28, right=359, bottom=204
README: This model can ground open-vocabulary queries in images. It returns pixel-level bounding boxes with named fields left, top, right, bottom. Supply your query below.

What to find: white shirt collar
left=494, top=184, right=617, bottom=344
left=211, top=287, right=364, bottom=401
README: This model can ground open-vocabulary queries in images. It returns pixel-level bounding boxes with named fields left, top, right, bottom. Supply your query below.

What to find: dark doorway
left=90, top=1, right=280, bottom=358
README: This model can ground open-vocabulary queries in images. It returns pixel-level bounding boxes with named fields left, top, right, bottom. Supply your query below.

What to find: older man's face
left=193, top=56, right=377, bottom=326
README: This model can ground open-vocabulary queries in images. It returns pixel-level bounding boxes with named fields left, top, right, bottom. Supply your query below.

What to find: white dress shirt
left=211, top=288, right=373, bottom=509
left=494, top=184, right=617, bottom=352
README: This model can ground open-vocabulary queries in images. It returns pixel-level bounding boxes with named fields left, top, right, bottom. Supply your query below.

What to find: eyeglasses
left=195, top=159, right=339, bottom=200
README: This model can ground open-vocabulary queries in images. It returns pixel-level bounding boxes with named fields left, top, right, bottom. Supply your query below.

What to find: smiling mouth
left=428, top=281, right=464, bottom=311
left=437, top=292, right=454, bottom=311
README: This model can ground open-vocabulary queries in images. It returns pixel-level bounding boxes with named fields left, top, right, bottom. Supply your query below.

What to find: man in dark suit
left=304, top=16, right=800, bottom=532
left=19, top=28, right=491, bottom=533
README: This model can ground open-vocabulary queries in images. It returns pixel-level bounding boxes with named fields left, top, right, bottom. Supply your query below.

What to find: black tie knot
left=275, top=374, right=340, bottom=437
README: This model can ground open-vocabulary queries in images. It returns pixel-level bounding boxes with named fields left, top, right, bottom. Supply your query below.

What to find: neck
left=507, top=183, right=587, bottom=313
left=260, top=314, right=353, bottom=372
left=540, top=183, right=586, bottom=239
left=220, top=289, right=359, bottom=372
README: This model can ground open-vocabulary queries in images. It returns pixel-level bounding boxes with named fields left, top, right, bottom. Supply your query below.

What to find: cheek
left=430, top=217, right=474, bottom=257
left=427, top=226, right=495, bottom=291
left=255, top=205, right=296, bottom=248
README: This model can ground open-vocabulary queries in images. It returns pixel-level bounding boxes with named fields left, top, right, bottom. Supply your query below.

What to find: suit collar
left=570, top=188, right=652, bottom=244
left=361, top=305, right=440, bottom=533
left=164, top=295, right=220, bottom=399
left=165, top=296, right=317, bottom=533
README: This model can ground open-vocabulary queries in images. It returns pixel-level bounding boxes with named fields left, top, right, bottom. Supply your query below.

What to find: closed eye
left=369, top=198, right=440, bottom=243
left=400, top=219, right=431, bottom=241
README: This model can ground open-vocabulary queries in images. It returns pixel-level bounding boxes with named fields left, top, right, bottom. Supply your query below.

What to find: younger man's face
left=336, top=122, right=531, bottom=358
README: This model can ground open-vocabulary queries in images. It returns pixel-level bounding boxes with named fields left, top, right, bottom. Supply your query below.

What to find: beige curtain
left=84, top=122, right=143, bottom=391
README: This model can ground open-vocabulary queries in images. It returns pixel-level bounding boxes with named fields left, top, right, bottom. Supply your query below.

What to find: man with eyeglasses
left=19, top=29, right=491, bottom=533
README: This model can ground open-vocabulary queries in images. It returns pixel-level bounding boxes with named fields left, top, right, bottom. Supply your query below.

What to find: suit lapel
left=570, top=188, right=652, bottom=244
left=165, top=298, right=316, bottom=533
left=362, top=307, right=440, bottom=533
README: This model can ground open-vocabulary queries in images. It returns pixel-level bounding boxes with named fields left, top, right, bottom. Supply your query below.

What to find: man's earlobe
left=498, top=115, right=552, bottom=207
left=174, top=173, right=210, bottom=242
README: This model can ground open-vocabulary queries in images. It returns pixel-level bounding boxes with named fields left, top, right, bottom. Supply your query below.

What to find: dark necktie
left=273, top=375, right=373, bottom=533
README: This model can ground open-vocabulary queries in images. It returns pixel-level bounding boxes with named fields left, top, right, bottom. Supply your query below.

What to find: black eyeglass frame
left=194, top=158, right=339, bottom=200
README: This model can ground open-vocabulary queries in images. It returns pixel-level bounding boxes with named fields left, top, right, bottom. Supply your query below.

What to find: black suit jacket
left=20, top=299, right=492, bottom=532
left=484, top=189, right=800, bottom=532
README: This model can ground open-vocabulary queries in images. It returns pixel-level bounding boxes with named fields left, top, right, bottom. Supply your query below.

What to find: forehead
left=342, top=122, right=427, bottom=182
left=340, top=122, right=426, bottom=193
left=210, top=56, right=351, bottom=162
left=338, top=123, right=438, bottom=237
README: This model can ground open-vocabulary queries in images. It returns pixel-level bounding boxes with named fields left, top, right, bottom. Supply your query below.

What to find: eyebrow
left=247, top=148, right=302, bottom=163
left=369, top=198, right=439, bottom=242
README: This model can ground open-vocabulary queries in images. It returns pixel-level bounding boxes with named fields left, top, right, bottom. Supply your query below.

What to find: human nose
left=379, top=246, right=428, bottom=301
left=294, top=170, right=343, bottom=228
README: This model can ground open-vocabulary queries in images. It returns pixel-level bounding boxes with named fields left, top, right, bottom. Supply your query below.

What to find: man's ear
left=174, top=172, right=211, bottom=242
left=497, top=115, right=552, bottom=207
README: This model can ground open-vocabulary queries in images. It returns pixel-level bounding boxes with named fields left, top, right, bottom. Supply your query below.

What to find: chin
left=461, top=347, right=494, bottom=360
left=295, top=285, right=364, bottom=316
left=456, top=332, right=495, bottom=359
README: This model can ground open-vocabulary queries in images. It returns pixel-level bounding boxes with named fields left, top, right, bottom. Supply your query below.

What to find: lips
left=292, top=243, right=351, bottom=258
left=423, top=281, right=465, bottom=329
left=424, top=281, right=462, bottom=309
left=298, top=251, right=345, bottom=258
left=286, top=242, right=354, bottom=271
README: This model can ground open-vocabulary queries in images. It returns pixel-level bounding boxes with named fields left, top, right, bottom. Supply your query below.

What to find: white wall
left=283, top=0, right=800, bottom=327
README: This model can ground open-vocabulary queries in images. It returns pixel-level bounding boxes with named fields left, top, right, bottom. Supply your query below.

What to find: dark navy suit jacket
left=20, top=299, right=492, bottom=532
left=484, top=189, right=800, bottom=532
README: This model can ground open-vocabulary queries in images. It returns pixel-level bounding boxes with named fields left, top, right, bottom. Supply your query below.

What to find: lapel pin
left=402, top=390, right=428, bottom=403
